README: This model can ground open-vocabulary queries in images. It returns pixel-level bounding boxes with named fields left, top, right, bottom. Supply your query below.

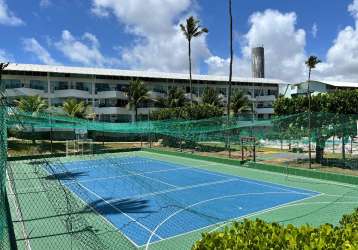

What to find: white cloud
left=91, top=0, right=210, bottom=73
left=0, top=0, right=24, bottom=26
left=314, top=0, right=358, bottom=81
left=206, top=9, right=307, bottom=82
left=39, top=0, right=51, bottom=8
left=23, top=38, right=58, bottom=65
left=54, top=30, right=119, bottom=67
left=348, top=0, right=358, bottom=19
left=312, top=23, right=318, bottom=38
left=0, top=49, right=13, bottom=62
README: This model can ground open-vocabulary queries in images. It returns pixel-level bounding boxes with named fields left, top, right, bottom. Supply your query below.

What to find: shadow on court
left=45, top=171, right=88, bottom=180
left=84, top=198, right=154, bottom=214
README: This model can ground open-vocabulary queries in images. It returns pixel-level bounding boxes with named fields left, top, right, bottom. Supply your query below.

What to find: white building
left=2, top=64, right=287, bottom=122
left=289, top=80, right=358, bottom=96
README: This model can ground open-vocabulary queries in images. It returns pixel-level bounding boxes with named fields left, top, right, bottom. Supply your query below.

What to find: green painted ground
left=6, top=150, right=358, bottom=250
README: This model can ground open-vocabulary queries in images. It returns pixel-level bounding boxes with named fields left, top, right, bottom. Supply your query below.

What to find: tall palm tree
left=227, top=0, right=233, bottom=118
left=128, top=79, right=149, bottom=122
left=231, top=90, right=250, bottom=115
left=202, top=87, right=222, bottom=106
left=157, top=87, right=186, bottom=108
left=16, top=95, right=47, bottom=144
left=180, top=16, right=208, bottom=104
left=305, top=55, right=321, bottom=169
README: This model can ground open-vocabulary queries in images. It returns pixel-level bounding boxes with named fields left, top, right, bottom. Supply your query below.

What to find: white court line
left=68, top=165, right=193, bottom=184
left=210, top=197, right=358, bottom=233
left=52, top=159, right=157, bottom=172
left=140, top=152, right=321, bottom=197
left=145, top=193, right=323, bottom=248
left=6, top=173, right=32, bottom=250
left=105, top=158, right=178, bottom=188
left=143, top=151, right=358, bottom=190
left=108, top=178, right=239, bottom=202
left=76, top=182, right=164, bottom=240
left=64, top=185, right=141, bottom=248
left=41, top=162, right=141, bottom=248
left=180, top=166, right=317, bottom=196
left=144, top=191, right=319, bottom=249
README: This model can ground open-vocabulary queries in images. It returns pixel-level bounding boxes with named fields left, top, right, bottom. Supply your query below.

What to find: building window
left=95, top=83, right=110, bottom=93
left=30, top=80, right=46, bottom=92
left=4, top=79, right=21, bottom=89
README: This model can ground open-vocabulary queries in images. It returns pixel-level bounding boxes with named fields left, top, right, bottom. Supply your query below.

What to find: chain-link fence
left=2, top=108, right=358, bottom=249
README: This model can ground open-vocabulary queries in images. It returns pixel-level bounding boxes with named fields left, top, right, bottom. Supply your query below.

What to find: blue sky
left=1, top=0, right=358, bottom=82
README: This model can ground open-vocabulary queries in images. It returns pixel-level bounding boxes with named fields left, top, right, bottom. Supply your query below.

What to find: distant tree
left=202, top=87, right=222, bottom=107
left=305, top=55, right=321, bottom=168
left=231, top=90, right=250, bottom=115
left=157, top=87, right=186, bottom=108
left=273, top=90, right=358, bottom=164
left=128, top=79, right=149, bottom=122
left=16, top=95, right=47, bottom=144
left=150, top=103, right=223, bottom=121
left=0, top=62, right=9, bottom=95
left=180, top=16, right=208, bottom=104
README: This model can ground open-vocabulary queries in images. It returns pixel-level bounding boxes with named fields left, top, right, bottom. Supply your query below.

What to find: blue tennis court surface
left=47, top=156, right=319, bottom=247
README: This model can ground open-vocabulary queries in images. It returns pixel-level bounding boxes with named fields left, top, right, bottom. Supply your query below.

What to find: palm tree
left=16, top=95, right=47, bottom=144
left=202, top=87, right=222, bottom=106
left=0, top=62, right=9, bottom=156
left=305, top=55, right=321, bottom=169
left=128, top=79, right=149, bottom=122
left=227, top=0, right=233, bottom=118
left=0, top=62, right=9, bottom=104
left=180, top=16, right=208, bottom=104
left=157, top=87, right=186, bottom=108
left=62, top=98, right=91, bottom=119
left=231, top=90, right=250, bottom=115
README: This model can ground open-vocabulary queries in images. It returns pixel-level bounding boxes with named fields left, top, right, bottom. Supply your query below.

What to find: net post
left=241, top=138, right=244, bottom=161
left=253, top=138, right=256, bottom=162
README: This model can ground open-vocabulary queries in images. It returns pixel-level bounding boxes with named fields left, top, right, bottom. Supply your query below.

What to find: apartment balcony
left=255, top=95, right=276, bottom=102
left=53, top=89, right=91, bottom=99
left=96, top=90, right=128, bottom=99
left=5, top=88, right=46, bottom=97
left=94, top=107, right=131, bottom=115
left=255, top=107, right=274, bottom=114
left=148, top=90, right=166, bottom=99
left=137, top=107, right=160, bottom=114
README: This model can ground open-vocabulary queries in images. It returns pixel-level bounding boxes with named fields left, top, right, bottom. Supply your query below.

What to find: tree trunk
left=315, top=136, right=325, bottom=164
left=188, top=40, right=193, bottom=105
left=32, top=125, right=36, bottom=145
left=135, top=106, right=138, bottom=122
left=308, top=68, right=312, bottom=169
left=342, top=136, right=346, bottom=161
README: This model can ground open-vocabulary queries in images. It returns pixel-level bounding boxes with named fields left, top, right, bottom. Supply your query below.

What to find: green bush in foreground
left=192, top=208, right=358, bottom=250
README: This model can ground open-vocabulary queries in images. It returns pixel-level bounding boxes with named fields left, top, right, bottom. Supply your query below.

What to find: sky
left=1, top=0, right=358, bottom=83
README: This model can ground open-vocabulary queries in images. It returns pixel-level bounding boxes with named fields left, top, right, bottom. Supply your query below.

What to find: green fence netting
left=2, top=107, right=358, bottom=250
left=0, top=104, right=16, bottom=250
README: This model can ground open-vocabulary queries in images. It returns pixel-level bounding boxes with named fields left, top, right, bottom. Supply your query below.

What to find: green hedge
left=192, top=208, right=358, bottom=250
left=150, top=104, right=223, bottom=120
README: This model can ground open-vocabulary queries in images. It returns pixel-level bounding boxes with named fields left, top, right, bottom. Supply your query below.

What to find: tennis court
left=46, top=153, right=319, bottom=247
left=7, top=150, right=358, bottom=250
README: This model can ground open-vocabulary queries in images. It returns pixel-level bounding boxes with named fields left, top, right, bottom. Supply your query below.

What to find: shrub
left=150, top=104, right=223, bottom=121
left=192, top=209, right=358, bottom=250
